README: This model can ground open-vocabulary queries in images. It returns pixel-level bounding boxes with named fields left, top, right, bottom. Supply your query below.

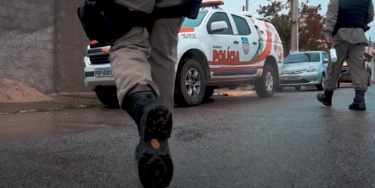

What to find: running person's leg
left=110, top=0, right=176, bottom=187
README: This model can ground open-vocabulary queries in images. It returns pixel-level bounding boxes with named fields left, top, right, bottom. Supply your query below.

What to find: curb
left=50, top=92, right=97, bottom=99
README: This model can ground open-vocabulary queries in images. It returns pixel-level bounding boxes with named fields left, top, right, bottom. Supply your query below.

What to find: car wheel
left=255, top=64, right=275, bottom=98
left=294, top=86, right=301, bottom=91
left=95, top=91, right=120, bottom=108
left=317, top=74, right=325, bottom=91
left=175, top=58, right=206, bottom=107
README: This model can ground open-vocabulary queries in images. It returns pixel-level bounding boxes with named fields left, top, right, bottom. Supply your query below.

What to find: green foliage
left=256, top=0, right=327, bottom=56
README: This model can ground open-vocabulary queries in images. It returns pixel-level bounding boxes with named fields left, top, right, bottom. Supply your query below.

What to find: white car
left=83, top=0, right=284, bottom=108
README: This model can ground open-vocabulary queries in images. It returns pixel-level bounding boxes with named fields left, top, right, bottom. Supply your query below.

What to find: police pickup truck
left=83, top=0, right=284, bottom=108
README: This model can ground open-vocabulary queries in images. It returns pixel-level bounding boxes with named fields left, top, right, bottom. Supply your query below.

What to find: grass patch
left=86, top=102, right=105, bottom=108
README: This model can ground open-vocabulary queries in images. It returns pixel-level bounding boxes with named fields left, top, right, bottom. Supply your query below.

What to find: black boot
left=349, top=90, right=366, bottom=111
left=124, top=91, right=174, bottom=188
left=317, top=90, right=334, bottom=107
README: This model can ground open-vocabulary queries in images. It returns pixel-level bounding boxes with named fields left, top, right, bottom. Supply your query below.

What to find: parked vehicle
left=82, top=0, right=284, bottom=108
left=338, top=59, right=372, bottom=88
left=278, top=51, right=329, bottom=91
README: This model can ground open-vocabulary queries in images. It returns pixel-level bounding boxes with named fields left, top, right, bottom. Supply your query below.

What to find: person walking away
left=77, top=0, right=202, bottom=187
left=317, top=0, right=374, bottom=111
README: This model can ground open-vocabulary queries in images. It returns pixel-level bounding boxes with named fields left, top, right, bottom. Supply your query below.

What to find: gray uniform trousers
left=324, top=40, right=368, bottom=92
left=110, top=0, right=184, bottom=112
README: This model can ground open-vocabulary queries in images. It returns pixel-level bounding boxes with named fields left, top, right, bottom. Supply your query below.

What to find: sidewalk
left=0, top=92, right=103, bottom=114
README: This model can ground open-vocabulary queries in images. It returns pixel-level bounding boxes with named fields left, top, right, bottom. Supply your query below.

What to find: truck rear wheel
left=255, top=64, right=275, bottom=98
left=175, top=59, right=206, bottom=107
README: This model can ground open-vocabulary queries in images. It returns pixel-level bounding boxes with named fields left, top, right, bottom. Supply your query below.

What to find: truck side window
left=206, top=12, right=233, bottom=35
left=232, top=15, right=251, bottom=35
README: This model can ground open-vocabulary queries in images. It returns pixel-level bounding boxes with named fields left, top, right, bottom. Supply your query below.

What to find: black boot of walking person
left=349, top=90, right=366, bottom=111
left=317, top=90, right=334, bottom=107
left=123, top=91, right=174, bottom=188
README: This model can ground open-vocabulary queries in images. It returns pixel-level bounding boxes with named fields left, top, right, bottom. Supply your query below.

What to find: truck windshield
left=284, top=52, right=321, bottom=64
left=182, top=10, right=208, bottom=27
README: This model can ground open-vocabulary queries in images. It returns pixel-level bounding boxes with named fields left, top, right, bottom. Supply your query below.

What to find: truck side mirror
left=209, top=21, right=228, bottom=34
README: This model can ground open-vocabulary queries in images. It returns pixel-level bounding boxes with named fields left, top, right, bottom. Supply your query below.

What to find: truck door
left=230, top=14, right=260, bottom=66
left=205, top=12, right=243, bottom=75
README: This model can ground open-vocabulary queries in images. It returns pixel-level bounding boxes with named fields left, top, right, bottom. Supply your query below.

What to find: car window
left=182, top=10, right=208, bottom=27
left=231, top=15, right=251, bottom=35
left=322, top=53, right=329, bottom=63
left=206, top=12, right=233, bottom=35
left=284, top=52, right=321, bottom=64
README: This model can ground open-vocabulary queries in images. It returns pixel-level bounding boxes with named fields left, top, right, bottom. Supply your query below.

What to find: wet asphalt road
left=1, top=85, right=375, bottom=188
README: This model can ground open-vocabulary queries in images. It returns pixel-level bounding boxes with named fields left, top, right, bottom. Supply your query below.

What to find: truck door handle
left=233, top=40, right=239, bottom=44
left=253, top=42, right=258, bottom=45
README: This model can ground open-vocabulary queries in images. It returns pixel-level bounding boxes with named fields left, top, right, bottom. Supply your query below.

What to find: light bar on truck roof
left=201, top=0, right=224, bottom=8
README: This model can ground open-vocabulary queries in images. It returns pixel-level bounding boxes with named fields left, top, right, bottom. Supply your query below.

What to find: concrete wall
left=0, top=0, right=90, bottom=94
left=54, top=0, right=90, bottom=93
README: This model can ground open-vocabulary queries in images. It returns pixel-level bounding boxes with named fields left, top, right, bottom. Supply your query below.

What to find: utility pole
left=290, top=0, right=299, bottom=53
left=245, top=0, right=249, bottom=11
left=370, top=37, right=374, bottom=81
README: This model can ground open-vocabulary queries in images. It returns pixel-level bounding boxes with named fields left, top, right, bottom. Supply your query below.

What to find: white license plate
left=285, top=76, right=300, bottom=80
left=94, top=68, right=113, bottom=77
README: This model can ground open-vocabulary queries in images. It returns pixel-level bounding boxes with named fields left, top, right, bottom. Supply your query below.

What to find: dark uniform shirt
left=324, top=0, right=374, bottom=45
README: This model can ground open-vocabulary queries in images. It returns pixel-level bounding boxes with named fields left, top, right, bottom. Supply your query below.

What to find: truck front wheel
left=175, top=59, right=207, bottom=107
left=255, top=64, right=275, bottom=98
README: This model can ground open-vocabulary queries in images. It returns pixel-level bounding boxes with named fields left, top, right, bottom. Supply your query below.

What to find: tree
left=298, top=1, right=326, bottom=51
left=257, top=0, right=326, bottom=56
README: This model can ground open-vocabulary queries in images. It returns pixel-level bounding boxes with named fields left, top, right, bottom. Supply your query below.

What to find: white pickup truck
left=83, top=0, right=284, bottom=108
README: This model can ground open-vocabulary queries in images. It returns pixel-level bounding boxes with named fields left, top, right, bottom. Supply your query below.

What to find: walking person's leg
left=317, top=42, right=348, bottom=106
left=346, top=43, right=368, bottom=110
left=148, top=10, right=184, bottom=113
left=109, top=0, right=176, bottom=187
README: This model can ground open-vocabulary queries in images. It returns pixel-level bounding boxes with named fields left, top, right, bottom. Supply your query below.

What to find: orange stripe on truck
left=210, top=66, right=263, bottom=72
left=209, top=30, right=273, bottom=66
left=90, top=40, right=98, bottom=45
left=179, top=27, right=194, bottom=33
left=247, top=31, right=273, bottom=64
left=264, top=22, right=270, bottom=29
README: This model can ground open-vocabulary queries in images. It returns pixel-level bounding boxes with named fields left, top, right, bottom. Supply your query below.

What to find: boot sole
left=349, top=105, right=366, bottom=111
left=138, top=104, right=173, bottom=188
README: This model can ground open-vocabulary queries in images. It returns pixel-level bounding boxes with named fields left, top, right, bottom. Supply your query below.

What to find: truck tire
left=175, top=59, right=206, bottom=107
left=255, top=64, right=275, bottom=98
left=95, top=91, right=120, bottom=108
